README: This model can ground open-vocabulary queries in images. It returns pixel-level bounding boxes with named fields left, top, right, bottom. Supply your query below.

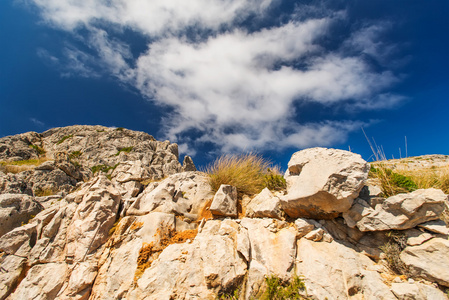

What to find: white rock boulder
left=280, top=148, right=369, bottom=219
left=400, top=238, right=449, bottom=287
left=210, top=184, right=238, bottom=218
left=245, top=188, right=283, bottom=219
left=344, top=189, right=447, bottom=231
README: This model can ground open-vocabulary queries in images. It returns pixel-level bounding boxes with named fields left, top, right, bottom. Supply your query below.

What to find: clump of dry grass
left=205, top=153, right=271, bottom=197
left=0, top=157, right=49, bottom=174
left=395, top=165, right=449, bottom=194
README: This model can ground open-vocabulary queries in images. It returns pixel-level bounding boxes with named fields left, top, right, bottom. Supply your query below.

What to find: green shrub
left=91, top=163, right=119, bottom=174
left=205, top=153, right=270, bottom=197
left=264, top=168, right=286, bottom=191
left=56, top=135, right=73, bottom=145
left=29, top=144, right=46, bottom=155
left=69, top=151, right=82, bottom=159
left=261, top=275, right=307, bottom=300
left=115, top=146, right=134, bottom=156
left=369, top=165, right=417, bottom=197
left=115, top=127, right=124, bottom=131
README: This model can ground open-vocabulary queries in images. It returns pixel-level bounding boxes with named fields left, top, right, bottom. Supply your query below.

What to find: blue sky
left=1, top=0, right=448, bottom=168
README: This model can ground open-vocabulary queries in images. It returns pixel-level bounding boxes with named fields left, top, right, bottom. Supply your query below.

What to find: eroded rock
left=281, top=148, right=369, bottom=219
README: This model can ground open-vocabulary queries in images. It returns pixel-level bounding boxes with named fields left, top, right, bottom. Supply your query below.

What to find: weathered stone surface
left=241, top=218, right=297, bottom=298
left=400, top=238, right=449, bottom=287
left=418, top=219, right=449, bottom=235
left=345, top=189, right=447, bottom=231
left=8, top=262, right=67, bottom=300
left=0, top=172, right=33, bottom=195
left=245, top=188, right=283, bottom=219
left=280, top=147, right=369, bottom=219
left=0, top=254, right=27, bottom=300
left=391, top=282, right=448, bottom=300
left=405, top=229, right=434, bottom=246
left=296, top=238, right=397, bottom=300
left=128, top=219, right=247, bottom=300
left=127, top=171, right=213, bottom=218
left=0, top=193, right=43, bottom=237
left=182, top=155, right=197, bottom=172
left=210, top=184, right=238, bottom=218
left=295, top=218, right=315, bottom=238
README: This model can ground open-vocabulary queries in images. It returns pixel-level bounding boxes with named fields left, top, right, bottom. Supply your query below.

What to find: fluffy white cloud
left=27, top=0, right=403, bottom=154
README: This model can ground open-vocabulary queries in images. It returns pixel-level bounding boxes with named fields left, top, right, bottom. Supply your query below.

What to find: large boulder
left=400, top=238, right=449, bottom=287
left=280, top=148, right=369, bottom=219
left=0, top=193, right=43, bottom=237
left=344, top=189, right=447, bottom=231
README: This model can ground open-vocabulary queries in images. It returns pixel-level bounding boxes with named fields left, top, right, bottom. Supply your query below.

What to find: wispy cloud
left=26, top=0, right=404, bottom=154
left=30, top=117, right=45, bottom=127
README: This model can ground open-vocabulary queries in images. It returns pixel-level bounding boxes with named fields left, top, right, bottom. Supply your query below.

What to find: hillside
left=0, top=126, right=448, bottom=300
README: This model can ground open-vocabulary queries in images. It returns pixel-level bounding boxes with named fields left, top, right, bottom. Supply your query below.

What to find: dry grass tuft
left=0, top=157, right=49, bottom=174
left=205, top=153, right=272, bottom=197
left=395, top=165, right=449, bottom=195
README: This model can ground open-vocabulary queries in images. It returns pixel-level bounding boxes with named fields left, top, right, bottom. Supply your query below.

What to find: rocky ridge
left=0, top=126, right=448, bottom=300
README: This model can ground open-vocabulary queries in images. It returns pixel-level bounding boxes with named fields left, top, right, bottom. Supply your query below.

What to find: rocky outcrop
left=400, top=238, right=449, bottom=287
left=0, top=194, right=43, bottom=237
left=344, top=189, right=447, bottom=231
left=0, top=125, right=184, bottom=197
left=1, top=127, right=449, bottom=300
left=280, top=147, right=369, bottom=219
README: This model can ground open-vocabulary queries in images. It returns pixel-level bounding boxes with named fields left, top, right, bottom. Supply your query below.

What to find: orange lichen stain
left=133, top=224, right=198, bottom=283
left=169, top=229, right=198, bottom=244
left=198, top=198, right=214, bottom=221
left=130, top=221, right=144, bottom=231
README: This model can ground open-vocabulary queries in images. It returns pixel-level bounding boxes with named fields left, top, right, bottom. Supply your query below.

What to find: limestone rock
left=8, top=262, right=67, bottom=300
left=345, top=189, right=447, bottom=231
left=210, top=184, right=238, bottom=218
left=0, top=254, right=27, bottom=300
left=182, top=155, right=197, bottom=172
left=295, top=218, right=315, bottom=238
left=280, top=147, right=369, bottom=219
left=296, top=238, right=397, bottom=300
left=400, top=238, right=449, bottom=287
left=241, top=218, right=297, bottom=298
left=128, top=219, right=247, bottom=300
left=0, top=193, right=43, bottom=237
left=245, top=188, right=284, bottom=219
left=127, top=171, right=213, bottom=218
left=391, top=282, right=448, bottom=300
left=405, top=229, right=434, bottom=246
left=418, top=219, right=449, bottom=235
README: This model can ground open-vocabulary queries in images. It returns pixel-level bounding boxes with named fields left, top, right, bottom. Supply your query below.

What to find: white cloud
left=26, top=0, right=404, bottom=154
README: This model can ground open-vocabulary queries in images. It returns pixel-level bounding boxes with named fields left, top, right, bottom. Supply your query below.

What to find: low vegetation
left=260, top=275, right=308, bottom=300
left=379, top=231, right=410, bottom=277
left=115, top=146, right=134, bottom=156
left=69, top=151, right=82, bottom=159
left=205, top=153, right=286, bottom=197
left=56, top=134, right=73, bottom=145
left=369, top=165, right=418, bottom=197
left=91, top=163, right=119, bottom=175
left=29, top=144, right=46, bottom=155
left=0, top=157, right=49, bottom=174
